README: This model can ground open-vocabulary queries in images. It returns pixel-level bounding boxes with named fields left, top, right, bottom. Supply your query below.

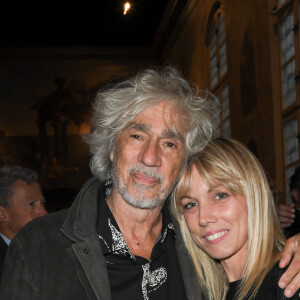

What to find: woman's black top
left=226, top=262, right=299, bottom=300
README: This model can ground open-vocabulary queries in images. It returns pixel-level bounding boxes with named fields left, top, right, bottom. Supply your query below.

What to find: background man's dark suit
left=0, top=235, right=8, bottom=281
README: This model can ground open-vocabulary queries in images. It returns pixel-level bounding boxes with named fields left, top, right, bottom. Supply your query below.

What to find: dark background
left=0, top=0, right=171, bottom=212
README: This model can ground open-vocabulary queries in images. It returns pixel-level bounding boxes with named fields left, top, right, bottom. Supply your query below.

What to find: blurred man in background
left=0, top=165, right=47, bottom=280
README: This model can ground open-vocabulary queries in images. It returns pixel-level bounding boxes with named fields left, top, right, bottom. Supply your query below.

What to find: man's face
left=1, top=179, right=48, bottom=239
left=110, top=100, right=188, bottom=209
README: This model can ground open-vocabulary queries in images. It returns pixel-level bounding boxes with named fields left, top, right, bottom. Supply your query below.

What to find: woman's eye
left=131, top=134, right=141, bottom=139
left=182, top=202, right=197, bottom=210
left=215, top=192, right=228, bottom=200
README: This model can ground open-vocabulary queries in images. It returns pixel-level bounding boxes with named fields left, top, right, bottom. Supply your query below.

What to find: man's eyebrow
left=127, top=122, right=185, bottom=142
left=127, top=122, right=151, bottom=132
left=162, top=129, right=184, bottom=142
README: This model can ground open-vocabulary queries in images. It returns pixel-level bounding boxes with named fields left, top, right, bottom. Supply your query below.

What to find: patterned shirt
left=96, top=192, right=187, bottom=300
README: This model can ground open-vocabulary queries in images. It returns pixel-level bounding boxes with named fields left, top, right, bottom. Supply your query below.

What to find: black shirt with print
left=96, top=191, right=187, bottom=300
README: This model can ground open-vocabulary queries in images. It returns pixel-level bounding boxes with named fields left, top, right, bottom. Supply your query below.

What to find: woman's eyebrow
left=181, top=195, right=193, bottom=200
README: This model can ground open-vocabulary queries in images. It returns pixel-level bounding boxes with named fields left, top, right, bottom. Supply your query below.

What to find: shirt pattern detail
left=161, top=223, right=175, bottom=243
left=99, top=218, right=136, bottom=260
left=142, top=263, right=167, bottom=300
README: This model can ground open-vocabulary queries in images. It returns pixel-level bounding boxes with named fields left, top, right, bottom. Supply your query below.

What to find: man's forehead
left=131, top=101, right=187, bottom=130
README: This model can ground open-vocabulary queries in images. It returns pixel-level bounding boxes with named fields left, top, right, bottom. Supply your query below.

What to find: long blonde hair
left=171, top=138, right=285, bottom=300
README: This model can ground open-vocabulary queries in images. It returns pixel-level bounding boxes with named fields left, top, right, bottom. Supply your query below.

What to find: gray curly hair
left=84, top=66, right=220, bottom=181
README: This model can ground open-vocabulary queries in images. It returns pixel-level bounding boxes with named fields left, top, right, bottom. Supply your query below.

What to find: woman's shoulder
left=226, top=262, right=299, bottom=300
left=260, top=261, right=299, bottom=300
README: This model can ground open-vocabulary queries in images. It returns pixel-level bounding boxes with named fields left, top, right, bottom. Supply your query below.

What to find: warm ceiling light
left=123, top=2, right=131, bottom=15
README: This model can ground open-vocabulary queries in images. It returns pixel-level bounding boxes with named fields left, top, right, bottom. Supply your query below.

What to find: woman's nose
left=198, top=203, right=217, bottom=227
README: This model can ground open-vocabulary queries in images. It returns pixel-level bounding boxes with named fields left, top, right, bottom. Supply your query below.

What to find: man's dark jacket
left=0, top=235, right=8, bottom=282
left=0, top=178, right=203, bottom=300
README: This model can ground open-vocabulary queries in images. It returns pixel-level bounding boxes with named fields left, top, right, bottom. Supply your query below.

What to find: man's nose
left=138, top=140, right=162, bottom=167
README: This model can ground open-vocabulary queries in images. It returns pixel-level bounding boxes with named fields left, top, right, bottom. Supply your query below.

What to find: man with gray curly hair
left=1, top=66, right=300, bottom=299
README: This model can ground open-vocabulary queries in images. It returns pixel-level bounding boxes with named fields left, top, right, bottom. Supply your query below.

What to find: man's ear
left=0, top=206, right=8, bottom=222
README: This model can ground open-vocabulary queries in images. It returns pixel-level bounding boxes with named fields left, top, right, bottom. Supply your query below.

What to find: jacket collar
left=61, top=177, right=104, bottom=241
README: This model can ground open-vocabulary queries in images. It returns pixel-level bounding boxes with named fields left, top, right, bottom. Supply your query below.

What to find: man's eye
left=215, top=192, right=228, bottom=200
left=131, top=134, right=141, bottom=139
left=166, top=142, right=176, bottom=148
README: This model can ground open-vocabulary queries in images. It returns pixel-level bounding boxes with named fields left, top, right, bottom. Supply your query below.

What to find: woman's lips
left=203, top=230, right=229, bottom=243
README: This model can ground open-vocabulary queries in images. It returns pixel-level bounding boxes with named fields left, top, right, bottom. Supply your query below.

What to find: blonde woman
left=172, top=138, right=299, bottom=300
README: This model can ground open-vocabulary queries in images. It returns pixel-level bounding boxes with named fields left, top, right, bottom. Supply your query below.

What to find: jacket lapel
left=72, top=238, right=111, bottom=300
left=61, top=178, right=112, bottom=300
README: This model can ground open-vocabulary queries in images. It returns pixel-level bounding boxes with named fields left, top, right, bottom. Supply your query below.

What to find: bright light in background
left=123, top=2, right=131, bottom=15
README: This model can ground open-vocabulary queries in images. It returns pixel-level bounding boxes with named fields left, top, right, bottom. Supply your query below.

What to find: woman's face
left=180, top=165, right=248, bottom=267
